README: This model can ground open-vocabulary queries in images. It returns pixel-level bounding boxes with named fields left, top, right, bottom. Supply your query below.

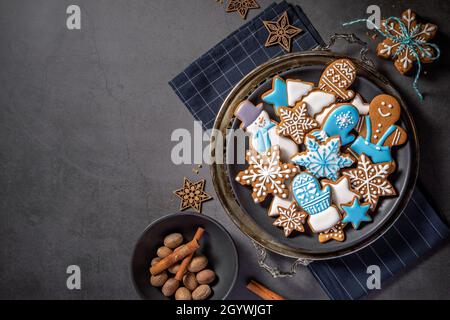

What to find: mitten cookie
left=319, top=59, right=356, bottom=101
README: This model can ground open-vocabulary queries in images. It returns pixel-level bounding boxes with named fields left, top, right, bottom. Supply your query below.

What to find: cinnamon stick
left=246, top=280, right=285, bottom=300
left=175, top=227, right=205, bottom=281
left=150, top=239, right=199, bottom=275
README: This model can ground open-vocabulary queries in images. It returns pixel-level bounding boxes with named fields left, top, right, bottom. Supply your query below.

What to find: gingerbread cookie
left=319, top=59, right=356, bottom=101
left=318, top=222, right=346, bottom=243
left=342, top=154, right=396, bottom=210
left=377, top=9, right=438, bottom=75
left=173, top=177, right=212, bottom=213
left=235, top=145, right=298, bottom=203
left=309, top=103, right=360, bottom=146
left=292, top=172, right=342, bottom=234
left=268, top=195, right=295, bottom=217
left=234, top=100, right=298, bottom=162
left=277, top=102, right=319, bottom=144
left=350, top=94, right=407, bottom=164
left=321, top=176, right=359, bottom=211
left=273, top=202, right=307, bottom=237
left=302, top=89, right=336, bottom=118
left=262, top=76, right=288, bottom=114
left=341, top=198, right=371, bottom=230
left=291, top=136, right=354, bottom=181
left=286, top=79, right=314, bottom=106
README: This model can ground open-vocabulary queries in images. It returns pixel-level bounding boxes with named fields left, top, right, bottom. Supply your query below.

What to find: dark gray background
left=0, top=0, right=449, bottom=299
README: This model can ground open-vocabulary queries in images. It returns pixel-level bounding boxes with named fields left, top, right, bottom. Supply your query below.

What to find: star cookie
left=262, top=76, right=288, bottom=114
left=342, top=154, right=396, bottom=210
left=277, top=102, right=319, bottom=144
left=321, top=176, right=359, bottom=211
left=174, top=177, right=213, bottom=213
left=291, top=136, right=354, bottom=181
left=376, top=9, right=438, bottom=75
left=318, top=222, right=346, bottom=243
left=342, top=198, right=372, bottom=229
left=235, top=145, right=299, bottom=203
left=225, top=0, right=260, bottom=20
left=263, top=11, right=302, bottom=52
left=273, top=202, right=307, bottom=237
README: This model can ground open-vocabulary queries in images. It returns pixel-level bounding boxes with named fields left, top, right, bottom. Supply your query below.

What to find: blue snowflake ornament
left=292, top=136, right=353, bottom=181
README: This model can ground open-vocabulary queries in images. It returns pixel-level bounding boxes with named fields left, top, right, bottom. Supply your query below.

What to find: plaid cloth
left=169, top=1, right=449, bottom=300
left=169, top=1, right=323, bottom=130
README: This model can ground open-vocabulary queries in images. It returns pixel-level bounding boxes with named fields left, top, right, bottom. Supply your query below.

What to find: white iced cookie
left=286, top=79, right=314, bottom=106
left=302, top=89, right=336, bottom=117
left=268, top=194, right=295, bottom=217
left=321, top=176, right=359, bottom=210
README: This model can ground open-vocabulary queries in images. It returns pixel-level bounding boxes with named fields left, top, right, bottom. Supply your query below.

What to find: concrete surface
left=0, top=0, right=449, bottom=299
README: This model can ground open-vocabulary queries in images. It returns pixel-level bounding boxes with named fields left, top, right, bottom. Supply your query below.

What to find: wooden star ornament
left=226, top=0, right=260, bottom=20
left=174, top=177, right=212, bottom=213
left=263, top=11, right=303, bottom=52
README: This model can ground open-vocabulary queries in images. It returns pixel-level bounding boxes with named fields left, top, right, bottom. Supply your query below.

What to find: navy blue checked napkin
left=169, top=1, right=450, bottom=300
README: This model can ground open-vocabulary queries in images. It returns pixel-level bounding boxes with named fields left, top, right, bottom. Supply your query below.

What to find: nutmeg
left=151, top=257, right=161, bottom=266
left=168, top=263, right=181, bottom=274
left=161, top=277, right=179, bottom=297
left=157, top=246, right=172, bottom=258
left=183, top=272, right=198, bottom=291
left=150, top=271, right=168, bottom=287
left=175, top=287, right=192, bottom=300
left=164, top=233, right=184, bottom=249
left=192, top=284, right=211, bottom=300
left=188, top=255, right=208, bottom=273
left=196, top=269, right=216, bottom=285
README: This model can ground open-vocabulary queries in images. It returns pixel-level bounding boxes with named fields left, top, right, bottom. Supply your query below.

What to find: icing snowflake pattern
left=343, top=154, right=396, bottom=210
left=292, top=136, right=353, bottom=181
left=235, top=145, right=298, bottom=203
left=377, top=9, right=438, bottom=74
left=335, top=111, right=355, bottom=129
left=277, top=102, right=318, bottom=144
left=273, top=202, right=307, bottom=237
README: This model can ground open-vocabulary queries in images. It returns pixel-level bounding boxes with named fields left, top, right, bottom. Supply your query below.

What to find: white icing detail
left=322, top=177, right=358, bottom=210
left=350, top=94, right=370, bottom=115
left=308, top=206, right=341, bottom=233
left=302, top=90, right=336, bottom=117
left=377, top=107, right=391, bottom=118
left=286, top=80, right=314, bottom=106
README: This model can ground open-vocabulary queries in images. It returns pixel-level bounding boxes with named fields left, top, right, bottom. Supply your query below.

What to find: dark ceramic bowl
left=131, top=212, right=238, bottom=300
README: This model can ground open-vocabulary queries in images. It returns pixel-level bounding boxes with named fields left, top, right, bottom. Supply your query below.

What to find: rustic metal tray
left=210, top=35, right=419, bottom=270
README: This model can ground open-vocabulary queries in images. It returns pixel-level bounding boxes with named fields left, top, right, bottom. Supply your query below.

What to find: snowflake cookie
left=376, top=9, right=438, bottom=75
left=273, top=202, right=307, bottom=237
left=342, top=154, right=396, bottom=210
left=277, top=102, right=319, bottom=144
left=291, top=136, right=354, bottom=181
left=235, top=145, right=299, bottom=203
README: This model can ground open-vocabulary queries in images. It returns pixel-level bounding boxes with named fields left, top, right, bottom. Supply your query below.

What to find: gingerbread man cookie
left=319, top=59, right=356, bottom=101
left=350, top=94, right=407, bottom=164
left=235, top=145, right=298, bottom=203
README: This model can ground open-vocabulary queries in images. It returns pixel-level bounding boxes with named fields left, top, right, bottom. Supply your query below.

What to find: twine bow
left=343, top=17, right=441, bottom=101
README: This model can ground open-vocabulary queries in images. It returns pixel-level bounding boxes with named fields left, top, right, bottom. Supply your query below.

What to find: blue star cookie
left=291, top=136, right=354, bottom=181
left=342, top=197, right=371, bottom=229
left=262, top=76, right=288, bottom=114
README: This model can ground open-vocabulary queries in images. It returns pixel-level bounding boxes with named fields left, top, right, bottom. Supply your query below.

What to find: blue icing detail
left=292, top=173, right=331, bottom=215
left=262, top=77, right=288, bottom=114
left=322, top=104, right=359, bottom=146
left=350, top=115, right=395, bottom=163
left=342, top=197, right=372, bottom=229
left=292, top=136, right=354, bottom=181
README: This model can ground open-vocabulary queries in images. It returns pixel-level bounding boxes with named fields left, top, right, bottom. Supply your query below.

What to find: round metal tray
left=211, top=48, right=419, bottom=262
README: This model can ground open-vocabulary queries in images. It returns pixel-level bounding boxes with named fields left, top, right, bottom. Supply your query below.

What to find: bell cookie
left=291, top=135, right=354, bottom=181
left=350, top=94, right=407, bottom=163
left=342, top=154, right=396, bottom=211
left=319, top=58, right=356, bottom=101
left=277, top=102, right=319, bottom=144
left=235, top=145, right=299, bottom=203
